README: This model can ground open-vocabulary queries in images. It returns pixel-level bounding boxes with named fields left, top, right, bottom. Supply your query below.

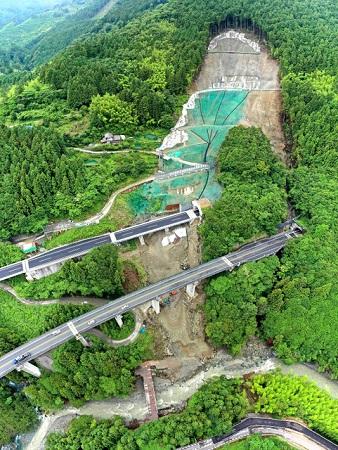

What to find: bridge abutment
left=151, top=298, right=161, bottom=314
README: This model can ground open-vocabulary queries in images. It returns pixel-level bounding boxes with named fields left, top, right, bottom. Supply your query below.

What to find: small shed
left=100, top=133, right=126, bottom=144
left=18, top=241, right=37, bottom=254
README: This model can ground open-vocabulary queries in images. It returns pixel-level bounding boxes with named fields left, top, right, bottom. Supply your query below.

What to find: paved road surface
left=115, top=211, right=194, bottom=242
left=0, top=261, right=24, bottom=281
left=0, top=229, right=300, bottom=379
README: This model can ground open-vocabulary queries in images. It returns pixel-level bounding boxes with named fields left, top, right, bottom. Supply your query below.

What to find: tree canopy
left=200, top=127, right=287, bottom=261
left=14, top=244, right=123, bottom=299
left=46, top=376, right=248, bottom=449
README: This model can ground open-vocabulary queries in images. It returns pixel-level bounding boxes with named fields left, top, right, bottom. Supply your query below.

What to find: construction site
left=120, top=28, right=287, bottom=370
left=124, top=30, right=286, bottom=227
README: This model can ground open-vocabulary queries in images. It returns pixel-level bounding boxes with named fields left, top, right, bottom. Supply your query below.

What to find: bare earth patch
left=121, top=31, right=287, bottom=368
left=123, top=222, right=213, bottom=365
left=193, top=31, right=287, bottom=164
left=241, top=90, right=286, bottom=163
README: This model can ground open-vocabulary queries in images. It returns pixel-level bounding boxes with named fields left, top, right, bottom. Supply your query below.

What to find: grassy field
left=41, top=151, right=156, bottom=249
left=45, top=191, right=136, bottom=250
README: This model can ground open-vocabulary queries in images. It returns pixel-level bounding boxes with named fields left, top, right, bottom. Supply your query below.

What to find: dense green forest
left=46, top=377, right=248, bottom=448
left=0, top=0, right=79, bottom=28
left=46, top=373, right=338, bottom=449
left=0, top=126, right=85, bottom=237
left=0, top=292, right=89, bottom=344
left=0, top=381, right=38, bottom=447
left=204, top=257, right=280, bottom=354
left=250, top=372, right=338, bottom=441
left=0, top=1, right=106, bottom=68
left=0, top=292, right=90, bottom=445
left=0, top=0, right=167, bottom=78
left=13, top=244, right=123, bottom=299
left=25, top=332, right=153, bottom=410
left=0, top=125, right=156, bottom=237
left=0, top=0, right=337, bottom=444
left=0, top=241, right=23, bottom=266
left=225, top=436, right=295, bottom=450
left=200, top=127, right=287, bottom=261
left=26, top=0, right=110, bottom=67
left=202, top=124, right=337, bottom=376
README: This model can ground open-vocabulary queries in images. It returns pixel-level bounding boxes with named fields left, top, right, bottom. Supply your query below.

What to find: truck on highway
left=13, top=352, right=31, bottom=365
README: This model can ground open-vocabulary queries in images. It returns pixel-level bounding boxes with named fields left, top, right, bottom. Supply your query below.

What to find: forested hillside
left=200, top=127, right=287, bottom=261
left=0, top=0, right=110, bottom=77
left=0, top=0, right=93, bottom=64
left=26, top=0, right=109, bottom=67
left=0, top=0, right=76, bottom=28
left=0, top=0, right=338, bottom=428
left=45, top=373, right=338, bottom=449
left=0, top=125, right=156, bottom=237
left=0, top=126, right=85, bottom=237
left=0, top=0, right=336, bottom=375
left=0, top=0, right=168, bottom=78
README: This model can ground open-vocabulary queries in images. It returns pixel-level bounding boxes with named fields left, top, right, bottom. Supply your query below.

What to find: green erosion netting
left=162, top=159, right=184, bottom=172
left=127, top=90, right=248, bottom=215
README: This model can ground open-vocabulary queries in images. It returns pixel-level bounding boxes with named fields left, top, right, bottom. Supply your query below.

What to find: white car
left=51, top=329, right=61, bottom=336
left=121, top=304, right=129, bottom=310
left=88, top=319, right=96, bottom=325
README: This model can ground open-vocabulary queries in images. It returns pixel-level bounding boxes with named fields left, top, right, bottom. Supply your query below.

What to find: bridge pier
left=67, top=322, right=90, bottom=347
left=22, top=260, right=33, bottom=281
left=139, top=235, right=146, bottom=246
left=192, top=200, right=203, bottom=220
left=186, top=282, right=198, bottom=298
left=109, top=232, right=117, bottom=244
left=151, top=298, right=161, bottom=314
left=115, top=314, right=124, bottom=328
left=76, top=334, right=91, bottom=347
left=17, top=362, right=41, bottom=378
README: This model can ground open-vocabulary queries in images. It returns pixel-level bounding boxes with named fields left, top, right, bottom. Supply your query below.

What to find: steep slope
left=0, top=0, right=88, bottom=50
left=37, top=0, right=337, bottom=375
left=26, top=0, right=109, bottom=67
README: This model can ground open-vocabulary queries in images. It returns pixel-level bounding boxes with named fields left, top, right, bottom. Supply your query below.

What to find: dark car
left=13, top=352, right=31, bottom=365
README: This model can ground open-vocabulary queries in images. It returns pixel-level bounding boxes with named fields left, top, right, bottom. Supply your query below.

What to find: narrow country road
left=72, top=147, right=157, bottom=156
left=48, top=174, right=156, bottom=232
left=0, top=283, right=143, bottom=349
left=25, top=358, right=338, bottom=450
left=179, top=416, right=338, bottom=450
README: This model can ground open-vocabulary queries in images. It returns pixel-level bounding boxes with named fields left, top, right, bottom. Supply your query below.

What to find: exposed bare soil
left=241, top=90, right=286, bottom=163
left=121, top=31, right=288, bottom=366
left=122, top=222, right=213, bottom=363
left=193, top=31, right=287, bottom=164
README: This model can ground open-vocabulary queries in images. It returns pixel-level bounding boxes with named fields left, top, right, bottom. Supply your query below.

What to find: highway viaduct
left=0, top=208, right=200, bottom=282
left=0, top=227, right=301, bottom=379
